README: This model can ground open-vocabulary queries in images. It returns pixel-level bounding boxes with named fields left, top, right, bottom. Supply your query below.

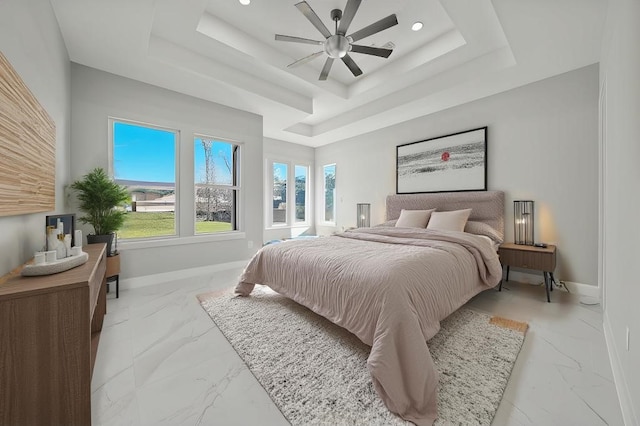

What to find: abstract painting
left=396, top=127, right=487, bottom=194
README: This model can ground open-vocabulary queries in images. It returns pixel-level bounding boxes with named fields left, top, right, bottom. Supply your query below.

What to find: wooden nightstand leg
left=116, top=275, right=119, bottom=299
left=543, top=272, right=551, bottom=303
left=505, top=265, right=510, bottom=282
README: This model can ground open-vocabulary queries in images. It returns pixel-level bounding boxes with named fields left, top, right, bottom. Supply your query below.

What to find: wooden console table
left=0, top=243, right=107, bottom=425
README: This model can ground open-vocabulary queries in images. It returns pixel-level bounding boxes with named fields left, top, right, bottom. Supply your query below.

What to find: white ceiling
left=50, top=0, right=606, bottom=147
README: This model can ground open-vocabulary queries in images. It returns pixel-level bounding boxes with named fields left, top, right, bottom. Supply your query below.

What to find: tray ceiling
left=51, top=0, right=606, bottom=147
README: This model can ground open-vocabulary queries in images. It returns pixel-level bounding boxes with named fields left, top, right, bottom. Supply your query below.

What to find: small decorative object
left=514, top=200, right=534, bottom=245
left=356, top=203, right=370, bottom=228
left=64, top=234, right=72, bottom=257
left=45, top=251, right=56, bottom=263
left=45, top=214, right=76, bottom=248
left=21, top=251, right=89, bottom=276
left=46, top=226, right=57, bottom=253
left=70, top=167, right=130, bottom=256
left=74, top=229, right=82, bottom=248
left=396, top=127, right=487, bottom=194
left=34, top=252, right=45, bottom=265
left=55, top=232, right=66, bottom=259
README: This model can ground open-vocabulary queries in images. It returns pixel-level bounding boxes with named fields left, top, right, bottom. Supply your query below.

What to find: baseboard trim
left=120, top=260, right=249, bottom=290
left=563, top=280, right=601, bottom=298
left=506, top=271, right=599, bottom=298
left=603, top=311, right=638, bottom=426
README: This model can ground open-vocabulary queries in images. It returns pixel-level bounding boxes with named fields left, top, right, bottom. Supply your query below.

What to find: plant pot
left=87, top=233, right=116, bottom=256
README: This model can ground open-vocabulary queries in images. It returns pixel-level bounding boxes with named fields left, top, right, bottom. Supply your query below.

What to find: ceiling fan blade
left=337, top=0, right=362, bottom=35
left=319, top=57, right=335, bottom=81
left=341, top=54, right=363, bottom=77
left=350, top=44, right=393, bottom=58
left=348, top=14, right=398, bottom=42
left=287, top=51, right=325, bottom=68
left=275, top=34, right=323, bottom=45
left=295, top=1, right=332, bottom=39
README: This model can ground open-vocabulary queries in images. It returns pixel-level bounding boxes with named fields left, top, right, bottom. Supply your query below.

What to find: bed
left=235, top=191, right=504, bottom=425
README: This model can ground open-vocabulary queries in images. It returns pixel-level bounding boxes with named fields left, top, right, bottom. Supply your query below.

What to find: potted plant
left=71, top=167, right=130, bottom=256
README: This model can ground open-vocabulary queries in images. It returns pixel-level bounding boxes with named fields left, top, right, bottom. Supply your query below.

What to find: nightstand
left=498, top=243, right=557, bottom=302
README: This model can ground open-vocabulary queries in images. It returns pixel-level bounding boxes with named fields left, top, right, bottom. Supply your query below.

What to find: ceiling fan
left=275, top=0, right=398, bottom=81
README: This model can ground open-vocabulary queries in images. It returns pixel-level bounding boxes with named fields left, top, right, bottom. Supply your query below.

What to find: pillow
left=426, top=209, right=472, bottom=232
left=464, top=221, right=504, bottom=244
left=374, top=219, right=398, bottom=227
left=395, top=209, right=436, bottom=228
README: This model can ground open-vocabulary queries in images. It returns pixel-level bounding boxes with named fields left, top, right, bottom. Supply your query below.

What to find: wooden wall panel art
left=0, top=51, right=55, bottom=216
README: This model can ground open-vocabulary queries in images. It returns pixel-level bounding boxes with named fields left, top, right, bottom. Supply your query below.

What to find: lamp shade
left=514, top=200, right=534, bottom=245
left=357, top=203, right=370, bottom=228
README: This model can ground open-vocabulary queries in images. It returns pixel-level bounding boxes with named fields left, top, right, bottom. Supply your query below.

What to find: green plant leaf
left=70, top=167, right=130, bottom=235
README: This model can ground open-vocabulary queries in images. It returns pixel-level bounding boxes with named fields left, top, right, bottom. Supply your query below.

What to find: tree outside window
left=324, top=164, right=336, bottom=223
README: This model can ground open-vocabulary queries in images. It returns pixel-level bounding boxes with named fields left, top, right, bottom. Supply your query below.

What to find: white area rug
left=198, top=287, right=527, bottom=425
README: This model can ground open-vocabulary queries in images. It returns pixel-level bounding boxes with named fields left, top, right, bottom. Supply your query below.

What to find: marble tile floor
left=93, top=267, right=624, bottom=425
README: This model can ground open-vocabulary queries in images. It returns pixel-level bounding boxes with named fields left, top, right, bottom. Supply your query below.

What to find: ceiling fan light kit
left=325, top=34, right=350, bottom=58
left=275, top=0, right=398, bottom=81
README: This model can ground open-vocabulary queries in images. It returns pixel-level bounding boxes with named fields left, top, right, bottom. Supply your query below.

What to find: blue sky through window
left=113, top=122, right=176, bottom=183
left=194, top=138, right=233, bottom=185
left=113, top=123, right=236, bottom=185
left=273, top=164, right=308, bottom=181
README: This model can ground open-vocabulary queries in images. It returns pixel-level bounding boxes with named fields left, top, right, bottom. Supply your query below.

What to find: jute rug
left=198, top=287, right=527, bottom=425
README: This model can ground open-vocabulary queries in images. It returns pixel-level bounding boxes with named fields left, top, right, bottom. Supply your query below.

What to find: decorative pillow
left=464, top=221, right=504, bottom=244
left=374, top=219, right=398, bottom=227
left=426, top=209, right=472, bottom=232
left=395, top=209, right=436, bottom=228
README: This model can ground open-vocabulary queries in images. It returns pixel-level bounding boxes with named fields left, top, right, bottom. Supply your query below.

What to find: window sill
left=119, top=232, right=246, bottom=250
left=265, top=224, right=311, bottom=231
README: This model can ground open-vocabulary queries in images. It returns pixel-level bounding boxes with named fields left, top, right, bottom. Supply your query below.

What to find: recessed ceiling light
left=411, top=21, right=423, bottom=31
left=239, top=0, right=250, bottom=5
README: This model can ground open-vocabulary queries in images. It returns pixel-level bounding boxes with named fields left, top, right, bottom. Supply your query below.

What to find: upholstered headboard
left=386, top=191, right=505, bottom=237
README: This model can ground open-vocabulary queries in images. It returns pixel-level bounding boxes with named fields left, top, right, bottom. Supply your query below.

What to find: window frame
left=193, top=134, right=242, bottom=236
left=266, top=159, right=311, bottom=229
left=322, top=163, right=336, bottom=225
left=108, top=117, right=180, bottom=241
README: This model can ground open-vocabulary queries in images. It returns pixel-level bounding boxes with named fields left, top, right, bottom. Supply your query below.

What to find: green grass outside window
left=119, top=212, right=232, bottom=239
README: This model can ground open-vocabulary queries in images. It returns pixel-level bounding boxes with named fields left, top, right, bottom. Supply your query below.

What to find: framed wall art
left=396, top=127, right=487, bottom=194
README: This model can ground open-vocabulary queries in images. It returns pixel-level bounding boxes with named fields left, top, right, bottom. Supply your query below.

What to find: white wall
left=315, top=64, right=599, bottom=287
left=263, top=137, right=315, bottom=242
left=0, top=0, right=71, bottom=276
left=600, top=0, right=640, bottom=422
left=70, top=64, right=263, bottom=278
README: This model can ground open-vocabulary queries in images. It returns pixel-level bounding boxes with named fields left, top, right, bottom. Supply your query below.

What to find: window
left=194, top=136, right=240, bottom=234
left=295, top=165, right=308, bottom=223
left=112, top=119, right=178, bottom=239
left=266, top=161, right=310, bottom=227
left=272, top=162, right=288, bottom=225
left=323, top=164, right=336, bottom=223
